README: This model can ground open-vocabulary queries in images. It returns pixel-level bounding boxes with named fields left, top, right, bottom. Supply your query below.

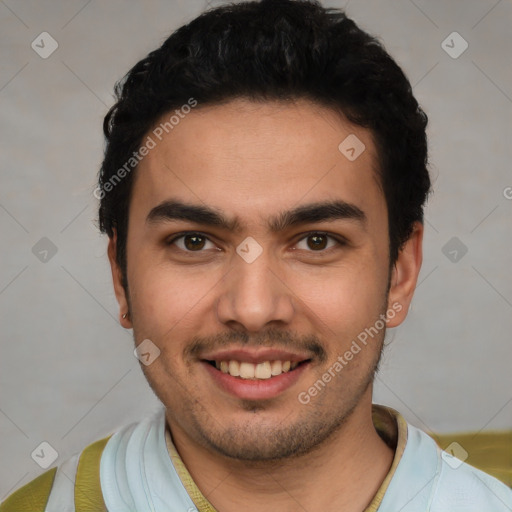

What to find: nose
left=215, top=246, right=295, bottom=333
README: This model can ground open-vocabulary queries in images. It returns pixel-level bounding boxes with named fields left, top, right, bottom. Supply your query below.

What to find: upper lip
left=200, top=348, right=312, bottom=364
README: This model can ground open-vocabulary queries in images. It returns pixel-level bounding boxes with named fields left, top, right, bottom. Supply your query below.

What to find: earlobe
left=386, top=222, right=423, bottom=328
left=107, top=231, right=132, bottom=328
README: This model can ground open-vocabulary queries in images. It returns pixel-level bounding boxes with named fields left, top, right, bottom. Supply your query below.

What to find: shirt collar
left=164, top=404, right=408, bottom=512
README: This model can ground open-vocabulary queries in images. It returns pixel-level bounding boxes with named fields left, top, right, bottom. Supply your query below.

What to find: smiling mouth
left=204, top=359, right=310, bottom=380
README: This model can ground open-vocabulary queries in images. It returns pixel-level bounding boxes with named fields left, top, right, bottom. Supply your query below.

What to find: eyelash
left=165, top=231, right=347, bottom=254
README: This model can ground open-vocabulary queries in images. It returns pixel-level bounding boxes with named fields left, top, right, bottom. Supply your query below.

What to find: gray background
left=1, top=0, right=511, bottom=499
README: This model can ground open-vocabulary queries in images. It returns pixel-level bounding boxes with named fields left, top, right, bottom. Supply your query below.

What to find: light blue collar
left=100, top=407, right=197, bottom=512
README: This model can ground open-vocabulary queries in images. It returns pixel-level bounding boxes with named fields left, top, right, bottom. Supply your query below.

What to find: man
left=2, top=0, right=511, bottom=511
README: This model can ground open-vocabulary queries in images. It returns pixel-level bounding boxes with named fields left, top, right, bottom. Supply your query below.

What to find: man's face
left=110, top=99, right=416, bottom=461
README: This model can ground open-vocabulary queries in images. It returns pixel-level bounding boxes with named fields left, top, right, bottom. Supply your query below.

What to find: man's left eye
left=295, top=232, right=345, bottom=251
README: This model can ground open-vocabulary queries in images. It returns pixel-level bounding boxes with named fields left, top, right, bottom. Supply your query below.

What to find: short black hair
left=97, top=0, right=430, bottom=291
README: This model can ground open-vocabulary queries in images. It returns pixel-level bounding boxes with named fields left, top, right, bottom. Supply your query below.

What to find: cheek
left=128, top=256, right=219, bottom=337
left=287, top=260, right=386, bottom=333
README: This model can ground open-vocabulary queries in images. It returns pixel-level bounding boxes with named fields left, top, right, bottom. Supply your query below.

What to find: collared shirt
left=3, top=403, right=512, bottom=511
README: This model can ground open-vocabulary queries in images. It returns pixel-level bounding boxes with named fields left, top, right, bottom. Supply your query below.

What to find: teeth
left=239, top=362, right=255, bottom=379
left=255, top=361, right=272, bottom=379
left=214, top=360, right=300, bottom=379
left=270, top=360, right=282, bottom=375
left=228, top=360, right=240, bottom=377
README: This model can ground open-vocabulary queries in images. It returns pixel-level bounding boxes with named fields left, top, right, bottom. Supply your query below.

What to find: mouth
left=204, top=359, right=308, bottom=379
left=199, top=349, right=312, bottom=400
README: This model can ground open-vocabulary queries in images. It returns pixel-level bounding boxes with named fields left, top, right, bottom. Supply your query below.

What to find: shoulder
left=430, top=429, right=512, bottom=511
left=0, top=437, right=111, bottom=512
left=0, top=409, right=168, bottom=512
left=0, top=467, right=58, bottom=512
left=380, top=423, right=512, bottom=511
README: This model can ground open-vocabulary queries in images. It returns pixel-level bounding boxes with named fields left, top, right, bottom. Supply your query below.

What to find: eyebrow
left=146, top=198, right=366, bottom=233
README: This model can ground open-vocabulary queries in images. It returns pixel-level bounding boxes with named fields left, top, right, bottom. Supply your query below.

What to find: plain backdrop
left=1, top=0, right=511, bottom=499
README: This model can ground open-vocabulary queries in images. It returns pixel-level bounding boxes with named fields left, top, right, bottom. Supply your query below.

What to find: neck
left=167, top=391, right=394, bottom=512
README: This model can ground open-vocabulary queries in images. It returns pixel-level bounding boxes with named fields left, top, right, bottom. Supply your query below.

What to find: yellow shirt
left=165, top=404, right=408, bottom=512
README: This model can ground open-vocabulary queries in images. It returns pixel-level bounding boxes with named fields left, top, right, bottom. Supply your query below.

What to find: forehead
left=130, top=98, right=385, bottom=230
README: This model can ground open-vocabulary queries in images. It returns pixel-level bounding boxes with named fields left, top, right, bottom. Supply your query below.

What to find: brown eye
left=307, top=233, right=328, bottom=250
left=295, top=232, right=345, bottom=252
left=183, top=234, right=206, bottom=251
left=168, top=232, right=216, bottom=252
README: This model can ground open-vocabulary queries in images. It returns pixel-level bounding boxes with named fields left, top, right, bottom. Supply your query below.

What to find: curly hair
left=97, top=0, right=430, bottom=291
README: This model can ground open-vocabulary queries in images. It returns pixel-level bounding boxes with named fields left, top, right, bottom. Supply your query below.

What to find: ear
left=386, top=221, right=423, bottom=328
left=107, top=230, right=132, bottom=328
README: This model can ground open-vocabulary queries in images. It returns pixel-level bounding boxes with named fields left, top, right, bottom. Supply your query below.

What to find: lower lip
left=202, top=361, right=309, bottom=400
